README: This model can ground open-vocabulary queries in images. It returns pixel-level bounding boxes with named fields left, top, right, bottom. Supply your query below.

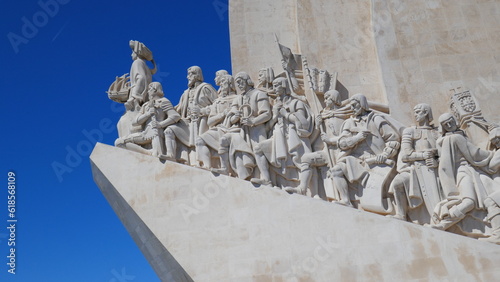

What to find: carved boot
left=250, top=178, right=272, bottom=186
left=480, top=215, right=500, bottom=244
left=389, top=187, right=408, bottom=221
left=164, top=128, right=177, bottom=160
left=284, top=186, right=306, bottom=195
left=479, top=198, right=500, bottom=244
left=330, top=167, right=353, bottom=207
left=285, top=167, right=311, bottom=195
left=212, top=151, right=229, bottom=175
left=251, top=148, right=271, bottom=186
left=431, top=205, right=466, bottom=231
left=195, top=137, right=211, bottom=169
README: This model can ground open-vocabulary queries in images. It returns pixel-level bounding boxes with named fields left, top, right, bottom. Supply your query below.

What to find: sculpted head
left=413, top=103, right=433, bottom=124
left=349, top=94, right=369, bottom=117
left=438, top=113, right=458, bottom=134
left=258, top=67, right=275, bottom=86
left=324, top=90, right=341, bottom=108
left=214, top=70, right=228, bottom=86
left=129, top=40, right=153, bottom=61
left=219, top=74, right=235, bottom=96
left=258, top=69, right=267, bottom=85
left=234, top=72, right=254, bottom=92
left=187, top=66, right=203, bottom=87
left=148, top=82, right=164, bottom=99
left=272, top=77, right=289, bottom=96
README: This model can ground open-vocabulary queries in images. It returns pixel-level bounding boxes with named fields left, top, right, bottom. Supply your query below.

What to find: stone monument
left=92, top=1, right=500, bottom=280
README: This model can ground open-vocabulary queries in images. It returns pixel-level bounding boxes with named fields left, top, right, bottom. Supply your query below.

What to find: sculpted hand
left=147, top=105, right=155, bottom=116
left=281, top=59, right=288, bottom=70
left=375, top=153, right=388, bottom=164
left=152, top=118, right=160, bottom=128
left=423, top=151, right=434, bottom=160
left=203, top=107, right=211, bottom=117
left=320, top=132, right=328, bottom=143
left=426, top=158, right=438, bottom=168
left=241, top=117, right=254, bottom=127
left=326, top=168, right=334, bottom=179
left=279, top=107, right=287, bottom=118
left=315, top=115, right=323, bottom=125
left=355, top=131, right=369, bottom=142
left=190, top=106, right=201, bottom=116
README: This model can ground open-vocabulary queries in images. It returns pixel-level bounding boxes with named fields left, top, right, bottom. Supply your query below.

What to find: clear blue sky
left=0, top=0, right=231, bottom=280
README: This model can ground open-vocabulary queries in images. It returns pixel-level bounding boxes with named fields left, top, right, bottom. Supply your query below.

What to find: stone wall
left=230, top=0, right=500, bottom=125
left=91, top=143, right=500, bottom=281
left=373, top=0, right=500, bottom=125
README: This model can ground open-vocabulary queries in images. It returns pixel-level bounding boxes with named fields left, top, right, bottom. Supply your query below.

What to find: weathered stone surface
left=230, top=0, right=500, bottom=125
left=91, top=143, right=500, bottom=281
left=372, top=0, right=500, bottom=125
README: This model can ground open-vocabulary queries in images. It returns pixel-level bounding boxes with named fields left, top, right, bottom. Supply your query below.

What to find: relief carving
left=107, top=41, right=500, bottom=245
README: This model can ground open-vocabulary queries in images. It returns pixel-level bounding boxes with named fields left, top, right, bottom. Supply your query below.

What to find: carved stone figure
left=126, top=40, right=157, bottom=110
left=483, top=191, right=500, bottom=244
left=259, top=77, right=314, bottom=189
left=196, top=74, right=237, bottom=169
left=256, top=67, right=275, bottom=94
left=430, top=113, right=494, bottom=231
left=480, top=128, right=500, bottom=244
left=330, top=94, right=402, bottom=209
left=164, top=66, right=217, bottom=163
left=216, top=72, right=272, bottom=185
left=214, top=69, right=228, bottom=88
left=450, top=88, right=496, bottom=150
left=388, top=104, right=442, bottom=224
left=285, top=89, right=346, bottom=196
left=108, top=41, right=157, bottom=142
left=116, top=82, right=180, bottom=157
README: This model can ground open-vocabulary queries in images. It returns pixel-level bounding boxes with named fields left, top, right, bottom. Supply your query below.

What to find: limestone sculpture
left=196, top=74, right=237, bottom=169
left=259, top=77, right=314, bottom=189
left=308, top=68, right=332, bottom=96
left=430, top=113, right=493, bottom=231
left=256, top=67, right=275, bottom=94
left=107, top=41, right=158, bottom=145
left=330, top=94, right=402, bottom=209
left=106, top=39, right=500, bottom=245
left=388, top=103, right=442, bottom=224
left=480, top=128, right=500, bottom=244
left=127, top=40, right=157, bottom=110
left=286, top=89, right=350, bottom=197
left=214, top=69, right=229, bottom=88
left=164, top=66, right=217, bottom=163
left=116, top=82, right=180, bottom=158
left=216, top=72, right=272, bottom=185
